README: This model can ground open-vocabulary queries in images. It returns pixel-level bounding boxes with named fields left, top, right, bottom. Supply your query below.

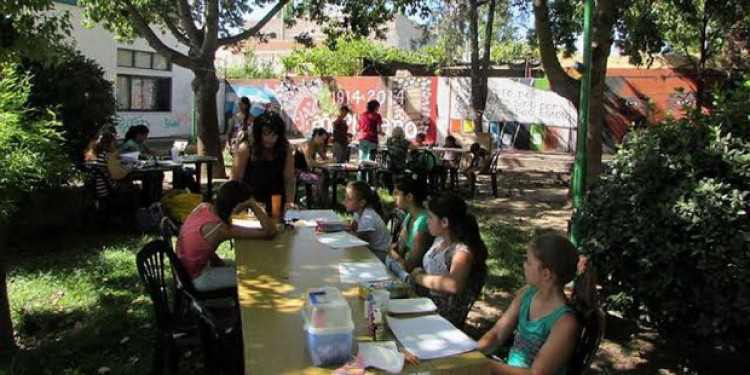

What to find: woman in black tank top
left=230, top=111, right=296, bottom=212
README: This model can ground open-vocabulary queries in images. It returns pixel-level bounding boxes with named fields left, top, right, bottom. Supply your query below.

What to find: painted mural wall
left=225, top=76, right=438, bottom=142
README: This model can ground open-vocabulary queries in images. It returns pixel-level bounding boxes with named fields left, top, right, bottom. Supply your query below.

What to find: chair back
left=387, top=208, right=405, bottom=244
left=568, top=311, right=605, bottom=375
left=136, top=240, right=179, bottom=330
left=487, top=149, right=502, bottom=174
left=160, top=216, right=180, bottom=251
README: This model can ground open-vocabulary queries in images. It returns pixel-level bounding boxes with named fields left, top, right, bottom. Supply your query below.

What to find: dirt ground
left=462, top=171, right=748, bottom=375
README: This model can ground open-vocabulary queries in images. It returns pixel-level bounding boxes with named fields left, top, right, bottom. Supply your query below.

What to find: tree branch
left=200, top=0, right=220, bottom=57
left=218, top=0, right=290, bottom=47
left=533, top=0, right=578, bottom=103
left=122, top=0, right=198, bottom=69
left=177, top=0, right=202, bottom=45
left=482, top=0, right=497, bottom=72
left=158, top=10, right=192, bottom=46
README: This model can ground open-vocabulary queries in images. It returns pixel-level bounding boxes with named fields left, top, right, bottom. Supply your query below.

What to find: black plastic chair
left=387, top=208, right=405, bottom=244
left=136, top=240, right=199, bottom=375
left=187, top=290, right=243, bottom=375
left=469, top=149, right=501, bottom=197
left=568, top=311, right=605, bottom=375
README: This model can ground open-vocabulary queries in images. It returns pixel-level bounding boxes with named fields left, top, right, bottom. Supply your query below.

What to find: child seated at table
left=344, top=181, right=391, bottom=261
left=441, top=135, right=461, bottom=169
left=178, top=181, right=277, bottom=292
left=477, top=235, right=598, bottom=375
left=410, top=193, right=487, bottom=329
left=389, top=175, right=434, bottom=272
left=461, top=142, right=490, bottom=178
left=385, top=126, right=413, bottom=172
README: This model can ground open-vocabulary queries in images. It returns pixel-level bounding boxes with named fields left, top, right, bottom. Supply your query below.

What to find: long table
left=235, top=212, right=489, bottom=374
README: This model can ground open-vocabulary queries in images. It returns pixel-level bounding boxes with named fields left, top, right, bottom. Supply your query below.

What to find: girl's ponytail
left=571, top=256, right=600, bottom=321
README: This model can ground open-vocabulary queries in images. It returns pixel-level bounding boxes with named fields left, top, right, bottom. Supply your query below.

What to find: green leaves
left=573, top=79, right=750, bottom=341
left=0, top=63, right=74, bottom=223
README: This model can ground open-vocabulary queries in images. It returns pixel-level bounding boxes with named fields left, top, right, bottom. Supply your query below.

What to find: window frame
left=116, top=74, right=173, bottom=112
left=116, top=48, right=171, bottom=71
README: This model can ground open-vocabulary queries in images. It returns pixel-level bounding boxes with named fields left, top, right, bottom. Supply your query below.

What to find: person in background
left=461, top=142, right=490, bottom=179
left=331, top=105, right=351, bottom=163
left=119, top=125, right=158, bottom=157
left=386, top=126, right=413, bottom=172
left=343, top=181, right=391, bottom=262
left=178, top=181, right=277, bottom=291
left=84, top=130, right=137, bottom=199
left=230, top=111, right=296, bottom=212
left=227, top=96, right=253, bottom=154
left=410, top=193, right=487, bottom=328
left=441, top=135, right=461, bottom=169
left=299, top=127, right=330, bottom=206
left=357, top=100, right=384, bottom=181
left=389, top=175, right=434, bottom=272
left=477, top=235, right=598, bottom=375
left=413, top=132, right=428, bottom=148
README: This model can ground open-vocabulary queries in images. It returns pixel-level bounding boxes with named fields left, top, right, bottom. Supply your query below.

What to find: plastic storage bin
left=302, top=287, right=354, bottom=366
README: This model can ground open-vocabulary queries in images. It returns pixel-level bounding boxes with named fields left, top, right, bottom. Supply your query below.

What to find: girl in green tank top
left=388, top=175, right=434, bottom=272
left=477, top=235, right=599, bottom=375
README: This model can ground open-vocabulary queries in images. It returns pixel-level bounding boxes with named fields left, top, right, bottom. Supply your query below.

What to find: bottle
left=373, top=306, right=384, bottom=341
left=365, top=292, right=375, bottom=335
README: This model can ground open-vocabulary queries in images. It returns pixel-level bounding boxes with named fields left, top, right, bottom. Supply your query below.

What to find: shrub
left=0, top=62, right=75, bottom=223
left=573, top=82, right=750, bottom=340
left=22, top=47, right=115, bottom=165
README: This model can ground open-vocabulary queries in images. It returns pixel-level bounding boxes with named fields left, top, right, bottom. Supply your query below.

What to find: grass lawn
left=2, top=204, right=527, bottom=375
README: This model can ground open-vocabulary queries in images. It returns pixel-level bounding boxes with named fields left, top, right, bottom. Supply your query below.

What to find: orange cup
left=271, top=194, right=282, bottom=218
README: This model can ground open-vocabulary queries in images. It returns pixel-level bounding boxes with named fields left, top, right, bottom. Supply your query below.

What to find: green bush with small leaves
left=573, top=81, right=750, bottom=340
left=0, top=62, right=75, bottom=223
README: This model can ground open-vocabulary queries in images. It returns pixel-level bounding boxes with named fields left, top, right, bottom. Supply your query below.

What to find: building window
left=116, top=75, right=172, bottom=111
left=117, top=48, right=171, bottom=71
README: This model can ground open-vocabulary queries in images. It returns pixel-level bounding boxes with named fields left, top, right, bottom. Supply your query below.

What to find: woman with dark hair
left=178, top=181, right=277, bottom=291
left=119, top=125, right=157, bottom=156
left=298, top=127, right=330, bottom=206
left=389, top=175, right=434, bottom=272
left=410, top=193, right=488, bottom=328
left=332, top=105, right=351, bottom=162
left=230, top=111, right=296, bottom=212
left=227, top=96, right=252, bottom=154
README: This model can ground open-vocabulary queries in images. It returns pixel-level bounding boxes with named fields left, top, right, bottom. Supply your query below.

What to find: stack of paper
left=386, top=298, right=438, bottom=315
left=386, top=314, right=477, bottom=359
left=339, top=261, right=389, bottom=283
left=317, top=231, right=369, bottom=249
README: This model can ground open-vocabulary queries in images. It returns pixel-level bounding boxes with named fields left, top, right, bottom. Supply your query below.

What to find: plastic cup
left=271, top=194, right=282, bottom=218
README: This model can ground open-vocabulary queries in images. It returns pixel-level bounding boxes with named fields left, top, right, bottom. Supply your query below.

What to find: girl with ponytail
left=477, top=235, right=599, bottom=375
left=410, top=193, right=488, bottom=329
left=344, top=181, right=391, bottom=261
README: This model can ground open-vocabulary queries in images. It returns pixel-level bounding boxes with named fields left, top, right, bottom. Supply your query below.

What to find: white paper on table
left=232, top=217, right=262, bottom=229
left=339, top=261, right=389, bottom=283
left=317, top=231, right=369, bottom=249
left=357, top=341, right=404, bottom=374
left=386, top=315, right=477, bottom=360
left=386, top=298, right=438, bottom=315
left=285, top=209, right=341, bottom=223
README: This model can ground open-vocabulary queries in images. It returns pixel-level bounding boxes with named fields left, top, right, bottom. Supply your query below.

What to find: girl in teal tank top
left=388, top=175, right=434, bottom=272
left=476, top=235, right=599, bottom=375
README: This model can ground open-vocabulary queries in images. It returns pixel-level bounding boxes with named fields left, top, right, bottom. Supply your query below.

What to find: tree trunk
left=0, top=224, right=14, bottom=354
left=533, top=0, right=580, bottom=105
left=585, top=0, right=620, bottom=185
left=468, top=1, right=485, bottom=132
left=191, top=62, right=227, bottom=179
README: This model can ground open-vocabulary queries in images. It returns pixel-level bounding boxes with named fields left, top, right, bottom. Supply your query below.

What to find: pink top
left=178, top=203, right=222, bottom=278
left=358, top=112, right=382, bottom=143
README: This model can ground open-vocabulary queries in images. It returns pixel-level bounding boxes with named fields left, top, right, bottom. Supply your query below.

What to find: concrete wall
left=53, top=2, right=195, bottom=139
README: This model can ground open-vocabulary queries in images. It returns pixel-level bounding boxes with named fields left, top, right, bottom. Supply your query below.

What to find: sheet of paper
left=339, top=261, right=389, bottom=283
left=386, top=298, right=438, bottom=315
left=318, top=231, right=369, bottom=249
left=357, top=342, right=404, bottom=374
left=232, top=217, right=262, bottom=229
left=284, top=209, right=340, bottom=222
left=386, top=315, right=477, bottom=360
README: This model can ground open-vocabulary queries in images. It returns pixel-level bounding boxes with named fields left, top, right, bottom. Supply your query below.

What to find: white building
left=216, top=12, right=426, bottom=72
left=52, top=0, right=195, bottom=138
